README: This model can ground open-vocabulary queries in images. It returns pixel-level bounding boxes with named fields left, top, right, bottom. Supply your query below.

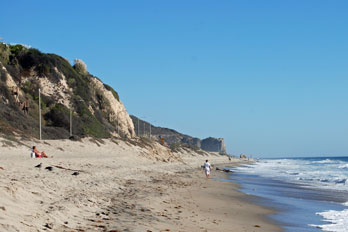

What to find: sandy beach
left=0, top=137, right=281, bottom=232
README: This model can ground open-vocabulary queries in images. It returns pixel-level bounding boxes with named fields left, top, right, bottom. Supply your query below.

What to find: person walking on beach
left=203, top=160, right=211, bottom=178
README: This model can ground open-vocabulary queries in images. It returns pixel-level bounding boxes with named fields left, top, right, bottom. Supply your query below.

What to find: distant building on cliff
left=201, top=137, right=226, bottom=153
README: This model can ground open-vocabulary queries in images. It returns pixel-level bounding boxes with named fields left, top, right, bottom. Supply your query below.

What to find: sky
left=1, top=0, right=347, bottom=157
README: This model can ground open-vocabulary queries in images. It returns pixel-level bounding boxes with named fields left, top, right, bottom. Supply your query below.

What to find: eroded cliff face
left=0, top=43, right=135, bottom=139
left=90, top=78, right=135, bottom=138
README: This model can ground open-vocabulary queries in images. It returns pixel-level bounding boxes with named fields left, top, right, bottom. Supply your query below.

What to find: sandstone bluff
left=0, top=43, right=227, bottom=153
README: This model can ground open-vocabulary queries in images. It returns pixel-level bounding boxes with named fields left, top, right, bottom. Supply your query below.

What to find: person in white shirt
left=203, top=160, right=211, bottom=178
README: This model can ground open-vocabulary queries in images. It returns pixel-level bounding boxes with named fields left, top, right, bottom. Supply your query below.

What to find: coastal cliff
left=0, top=42, right=227, bottom=153
left=131, top=115, right=227, bottom=153
left=0, top=43, right=135, bottom=139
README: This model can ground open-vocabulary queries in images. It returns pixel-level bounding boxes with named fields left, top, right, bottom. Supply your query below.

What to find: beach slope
left=0, top=137, right=281, bottom=231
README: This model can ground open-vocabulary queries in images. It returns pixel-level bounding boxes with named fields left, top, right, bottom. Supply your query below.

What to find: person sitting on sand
left=203, top=160, right=211, bottom=178
left=32, top=146, right=48, bottom=158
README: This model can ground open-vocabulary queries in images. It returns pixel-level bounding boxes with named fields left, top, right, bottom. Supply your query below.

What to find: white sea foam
left=236, top=158, right=348, bottom=191
left=313, top=159, right=336, bottom=164
left=310, top=209, right=348, bottom=232
left=338, top=164, right=348, bottom=169
left=236, top=157, right=348, bottom=232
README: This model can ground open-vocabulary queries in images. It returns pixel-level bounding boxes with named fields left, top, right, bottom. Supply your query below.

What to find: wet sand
left=133, top=168, right=282, bottom=232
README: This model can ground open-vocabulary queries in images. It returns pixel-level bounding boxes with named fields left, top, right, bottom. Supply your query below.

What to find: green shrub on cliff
left=10, top=44, right=26, bottom=57
left=44, top=104, right=70, bottom=128
left=0, top=43, right=10, bottom=65
left=0, top=43, right=119, bottom=139
left=104, top=84, right=120, bottom=101
left=73, top=97, right=110, bottom=138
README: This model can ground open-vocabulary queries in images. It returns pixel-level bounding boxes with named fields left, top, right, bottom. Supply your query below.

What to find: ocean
left=227, top=157, right=348, bottom=232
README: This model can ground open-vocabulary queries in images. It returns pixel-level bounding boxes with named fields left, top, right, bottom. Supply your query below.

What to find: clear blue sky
left=1, top=0, right=347, bottom=157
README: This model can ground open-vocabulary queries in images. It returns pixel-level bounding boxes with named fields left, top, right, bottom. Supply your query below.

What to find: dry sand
left=0, top=137, right=282, bottom=232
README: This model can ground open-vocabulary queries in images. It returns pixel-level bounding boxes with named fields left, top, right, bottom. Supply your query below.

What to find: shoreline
left=150, top=165, right=283, bottom=232
left=0, top=137, right=282, bottom=231
left=232, top=159, right=348, bottom=232
left=109, top=163, right=283, bottom=232
left=214, top=164, right=283, bottom=231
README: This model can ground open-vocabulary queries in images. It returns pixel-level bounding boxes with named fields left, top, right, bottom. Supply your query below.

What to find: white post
left=117, top=113, right=119, bottom=135
left=137, top=118, right=139, bottom=136
left=39, top=88, right=42, bottom=140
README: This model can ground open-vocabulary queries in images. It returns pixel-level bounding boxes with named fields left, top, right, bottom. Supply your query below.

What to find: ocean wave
left=238, top=157, right=348, bottom=231
left=312, top=159, right=336, bottom=164
left=237, top=158, right=348, bottom=191
left=287, top=172, right=299, bottom=176
left=338, top=164, right=348, bottom=169
left=314, top=177, right=348, bottom=186
left=334, top=178, right=348, bottom=185
left=310, top=209, right=348, bottom=232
